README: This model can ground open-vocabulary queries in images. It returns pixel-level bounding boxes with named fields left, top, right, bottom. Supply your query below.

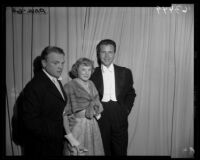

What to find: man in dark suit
left=21, top=46, right=67, bottom=156
left=90, top=39, right=136, bottom=155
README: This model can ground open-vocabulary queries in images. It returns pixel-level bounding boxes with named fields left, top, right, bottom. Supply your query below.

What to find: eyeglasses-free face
left=99, top=44, right=115, bottom=67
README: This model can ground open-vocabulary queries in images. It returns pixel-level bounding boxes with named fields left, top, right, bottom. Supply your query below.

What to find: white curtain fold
left=6, top=6, right=194, bottom=157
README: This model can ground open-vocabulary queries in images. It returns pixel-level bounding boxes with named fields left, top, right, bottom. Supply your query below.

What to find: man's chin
left=55, top=74, right=61, bottom=79
left=104, top=63, right=111, bottom=67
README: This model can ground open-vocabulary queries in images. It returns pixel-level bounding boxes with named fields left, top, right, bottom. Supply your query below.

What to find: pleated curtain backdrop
left=6, top=6, right=194, bottom=157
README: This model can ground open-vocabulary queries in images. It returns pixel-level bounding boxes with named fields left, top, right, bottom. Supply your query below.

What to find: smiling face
left=99, top=44, right=115, bottom=67
left=77, top=64, right=92, bottom=82
left=42, top=52, right=65, bottom=78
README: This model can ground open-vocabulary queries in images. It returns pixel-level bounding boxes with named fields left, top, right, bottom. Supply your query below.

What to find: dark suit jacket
left=90, top=64, right=136, bottom=115
left=21, top=70, right=67, bottom=156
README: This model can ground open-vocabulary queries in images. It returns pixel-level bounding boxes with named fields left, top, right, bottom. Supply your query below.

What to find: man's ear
left=41, top=59, right=46, bottom=68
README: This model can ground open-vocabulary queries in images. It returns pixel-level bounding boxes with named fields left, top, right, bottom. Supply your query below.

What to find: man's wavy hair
left=33, top=46, right=65, bottom=75
left=69, top=57, right=94, bottom=79
left=41, top=46, right=65, bottom=61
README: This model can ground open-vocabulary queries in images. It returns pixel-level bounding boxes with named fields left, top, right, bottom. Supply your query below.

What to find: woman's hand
left=64, top=133, right=80, bottom=147
left=67, top=114, right=77, bottom=129
left=93, top=105, right=99, bottom=114
left=65, top=133, right=88, bottom=155
left=74, top=145, right=88, bottom=155
left=85, top=107, right=95, bottom=119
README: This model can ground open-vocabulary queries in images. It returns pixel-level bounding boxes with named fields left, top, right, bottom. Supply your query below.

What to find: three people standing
left=16, top=39, right=136, bottom=156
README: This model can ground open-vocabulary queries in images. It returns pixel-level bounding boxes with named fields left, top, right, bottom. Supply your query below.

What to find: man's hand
left=95, top=113, right=101, bottom=120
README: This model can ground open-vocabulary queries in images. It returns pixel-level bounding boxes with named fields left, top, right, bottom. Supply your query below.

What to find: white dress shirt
left=101, top=64, right=117, bottom=102
left=42, top=69, right=65, bottom=100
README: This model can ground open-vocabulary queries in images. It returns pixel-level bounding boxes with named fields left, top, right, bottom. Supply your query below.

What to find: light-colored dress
left=63, top=78, right=104, bottom=156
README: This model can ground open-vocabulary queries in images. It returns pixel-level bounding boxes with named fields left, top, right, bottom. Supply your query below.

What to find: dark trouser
left=23, top=138, right=63, bottom=156
left=98, top=101, right=128, bottom=156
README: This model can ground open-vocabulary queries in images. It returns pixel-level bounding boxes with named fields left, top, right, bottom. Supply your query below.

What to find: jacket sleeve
left=22, top=82, right=62, bottom=141
left=124, top=69, right=136, bottom=114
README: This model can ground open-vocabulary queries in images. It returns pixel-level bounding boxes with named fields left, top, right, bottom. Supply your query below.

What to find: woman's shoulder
left=63, top=79, right=78, bottom=91
left=66, top=79, right=84, bottom=91
left=88, top=80, right=95, bottom=87
left=88, top=80, right=98, bottom=94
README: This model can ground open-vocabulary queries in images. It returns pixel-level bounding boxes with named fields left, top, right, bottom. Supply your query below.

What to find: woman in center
left=63, top=57, right=104, bottom=156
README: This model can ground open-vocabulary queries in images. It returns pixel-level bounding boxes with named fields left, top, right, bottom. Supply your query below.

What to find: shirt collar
left=101, top=63, right=114, bottom=73
left=42, top=69, right=62, bottom=82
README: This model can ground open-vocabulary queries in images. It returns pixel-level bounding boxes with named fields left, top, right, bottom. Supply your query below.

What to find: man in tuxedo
left=21, top=46, right=67, bottom=156
left=90, top=39, right=136, bottom=155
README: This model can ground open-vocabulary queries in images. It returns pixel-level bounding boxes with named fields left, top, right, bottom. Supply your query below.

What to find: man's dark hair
left=33, top=56, right=42, bottom=75
left=33, top=46, right=65, bottom=75
left=40, top=46, right=65, bottom=61
left=96, top=39, right=116, bottom=66
left=96, top=39, right=116, bottom=55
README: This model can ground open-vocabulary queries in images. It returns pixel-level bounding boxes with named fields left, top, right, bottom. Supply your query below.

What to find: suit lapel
left=41, top=71, right=66, bottom=102
left=58, top=80, right=67, bottom=101
left=94, top=67, right=104, bottom=97
left=114, top=65, right=121, bottom=98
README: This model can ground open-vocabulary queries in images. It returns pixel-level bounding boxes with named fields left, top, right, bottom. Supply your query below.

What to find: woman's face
left=77, top=64, right=92, bottom=82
